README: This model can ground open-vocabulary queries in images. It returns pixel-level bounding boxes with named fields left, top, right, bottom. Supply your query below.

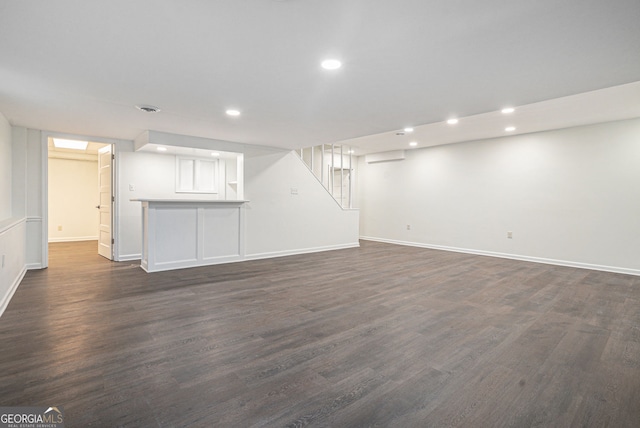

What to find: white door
left=98, top=145, right=113, bottom=259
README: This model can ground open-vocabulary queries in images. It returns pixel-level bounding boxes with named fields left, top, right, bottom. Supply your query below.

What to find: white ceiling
left=343, top=81, right=640, bottom=155
left=47, top=139, right=107, bottom=160
left=1, top=0, right=639, bottom=153
left=137, top=143, right=240, bottom=161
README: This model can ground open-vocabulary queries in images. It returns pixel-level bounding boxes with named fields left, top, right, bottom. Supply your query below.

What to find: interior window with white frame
left=176, top=156, right=218, bottom=193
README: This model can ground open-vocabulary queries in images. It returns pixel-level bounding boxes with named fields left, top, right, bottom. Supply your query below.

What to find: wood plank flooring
left=1, top=240, right=639, bottom=427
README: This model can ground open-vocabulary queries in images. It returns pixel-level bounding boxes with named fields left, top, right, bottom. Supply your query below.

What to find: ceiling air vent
left=136, top=104, right=161, bottom=113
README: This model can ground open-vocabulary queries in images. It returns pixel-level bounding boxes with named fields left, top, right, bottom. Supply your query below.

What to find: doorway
left=47, top=138, right=114, bottom=260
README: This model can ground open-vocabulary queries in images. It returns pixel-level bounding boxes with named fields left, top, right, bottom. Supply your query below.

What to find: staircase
left=296, top=144, right=355, bottom=209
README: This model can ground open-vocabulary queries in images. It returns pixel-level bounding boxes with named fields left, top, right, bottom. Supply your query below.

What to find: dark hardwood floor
left=1, top=240, right=639, bottom=427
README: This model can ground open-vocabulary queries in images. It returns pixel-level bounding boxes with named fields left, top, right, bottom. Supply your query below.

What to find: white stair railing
left=296, top=144, right=355, bottom=209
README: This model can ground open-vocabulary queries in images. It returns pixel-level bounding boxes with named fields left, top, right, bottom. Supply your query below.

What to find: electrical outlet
left=406, top=224, right=411, bottom=230
left=58, top=225, right=62, bottom=231
left=129, top=184, right=135, bottom=191
left=507, top=231, right=513, bottom=239
left=290, top=188, right=298, bottom=195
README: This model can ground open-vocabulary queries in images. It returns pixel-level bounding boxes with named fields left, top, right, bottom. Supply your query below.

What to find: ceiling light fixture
left=347, top=150, right=355, bottom=154
left=52, top=138, right=88, bottom=150
left=321, top=59, right=342, bottom=70
left=211, top=152, right=220, bottom=157
left=226, top=109, right=241, bottom=116
left=505, top=126, right=516, bottom=132
left=136, top=104, right=161, bottom=113
left=157, top=147, right=167, bottom=152
left=404, top=127, right=414, bottom=133
left=447, top=118, right=459, bottom=125
left=501, top=107, right=515, bottom=114
left=409, top=142, right=418, bottom=147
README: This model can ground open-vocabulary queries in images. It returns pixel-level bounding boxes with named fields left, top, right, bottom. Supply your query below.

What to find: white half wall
left=358, top=118, right=640, bottom=275
left=48, top=157, right=99, bottom=242
left=0, top=219, right=26, bottom=317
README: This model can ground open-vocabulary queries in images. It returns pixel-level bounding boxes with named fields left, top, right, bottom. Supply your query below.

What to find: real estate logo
left=0, top=406, right=64, bottom=428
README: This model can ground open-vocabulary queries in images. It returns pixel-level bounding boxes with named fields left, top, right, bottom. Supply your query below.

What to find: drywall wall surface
left=116, top=147, right=226, bottom=259
left=0, top=115, right=27, bottom=315
left=0, top=112, right=11, bottom=220
left=117, top=148, right=359, bottom=260
left=244, top=151, right=359, bottom=257
left=25, top=129, right=44, bottom=268
left=48, top=157, right=99, bottom=241
left=118, top=147, right=174, bottom=259
left=358, top=118, right=640, bottom=274
left=11, top=127, right=27, bottom=218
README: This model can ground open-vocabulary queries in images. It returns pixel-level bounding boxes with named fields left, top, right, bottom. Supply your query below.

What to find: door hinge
left=112, top=154, right=115, bottom=160
left=112, top=196, right=115, bottom=202
left=112, top=238, right=115, bottom=244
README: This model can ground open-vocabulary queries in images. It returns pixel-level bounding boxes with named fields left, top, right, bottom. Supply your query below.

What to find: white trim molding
left=0, top=266, right=27, bottom=318
left=48, top=236, right=98, bottom=243
left=116, top=254, right=142, bottom=262
left=360, top=236, right=640, bottom=277
left=245, top=242, right=360, bottom=262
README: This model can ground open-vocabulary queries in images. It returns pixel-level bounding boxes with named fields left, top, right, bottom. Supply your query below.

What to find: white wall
left=358, top=118, right=640, bottom=275
left=116, top=145, right=231, bottom=259
left=116, top=145, right=359, bottom=260
left=0, top=112, right=11, bottom=219
left=0, top=115, right=27, bottom=316
left=24, top=129, right=45, bottom=268
left=244, top=151, right=359, bottom=258
left=0, top=219, right=26, bottom=316
left=48, top=157, right=99, bottom=242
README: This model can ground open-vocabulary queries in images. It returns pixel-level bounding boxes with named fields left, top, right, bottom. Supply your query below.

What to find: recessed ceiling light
left=409, top=142, right=418, bottom=147
left=404, top=127, right=414, bottom=133
left=157, top=147, right=167, bottom=152
left=321, top=59, right=342, bottom=70
left=136, top=104, right=161, bottom=113
left=226, top=109, right=241, bottom=116
left=505, top=126, right=516, bottom=132
left=52, top=138, right=88, bottom=150
left=447, top=118, right=459, bottom=125
left=347, top=150, right=355, bottom=154
left=501, top=107, right=515, bottom=114
left=211, top=152, right=220, bottom=157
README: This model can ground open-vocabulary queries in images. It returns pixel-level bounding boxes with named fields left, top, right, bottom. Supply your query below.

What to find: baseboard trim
left=26, top=263, right=43, bottom=270
left=245, top=242, right=361, bottom=262
left=0, top=266, right=27, bottom=318
left=48, top=236, right=98, bottom=243
left=359, top=236, right=640, bottom=277
left=135, top=243, right=360, bottom=272
left=116, top=254, right=142, bottom=262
